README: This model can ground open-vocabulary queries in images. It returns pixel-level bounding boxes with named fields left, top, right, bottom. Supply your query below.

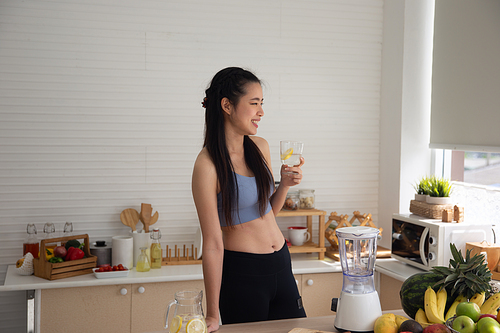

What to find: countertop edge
left=1, top=253, right=344, bottom=291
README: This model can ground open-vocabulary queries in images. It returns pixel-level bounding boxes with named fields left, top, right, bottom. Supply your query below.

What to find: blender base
left=333, top=291, right=382, bottom=333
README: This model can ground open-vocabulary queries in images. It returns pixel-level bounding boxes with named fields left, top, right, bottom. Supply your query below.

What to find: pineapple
left=431, top=243, right=492, bottom=300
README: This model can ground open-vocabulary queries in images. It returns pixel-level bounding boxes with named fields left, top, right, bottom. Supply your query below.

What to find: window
left=446, top=150, right=500, bottom=225
left=464, top=152, right=500, bottom=187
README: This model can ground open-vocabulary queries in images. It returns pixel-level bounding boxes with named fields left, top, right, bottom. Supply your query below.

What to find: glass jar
left=299, top=189, right=315, bottom=209
left=284, top=190, right=299, bottom=210
left=136, top=247, right=151, bottom=272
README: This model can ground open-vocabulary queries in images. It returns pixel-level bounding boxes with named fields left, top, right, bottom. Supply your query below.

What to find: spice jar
left=299, top=189, right=315, bottom=209
left=284, top=191, right=299, bottom=210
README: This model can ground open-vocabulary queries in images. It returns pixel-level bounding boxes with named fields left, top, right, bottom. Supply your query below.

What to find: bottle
left=42, top=222, right=57, bottom=254
left=136, top=247, right=151, bottom=272
left=23, top=224, right=39, bottom=259
left=63, top=222, right=73, bottom=236
left=150, top=228, right=162, bottom=269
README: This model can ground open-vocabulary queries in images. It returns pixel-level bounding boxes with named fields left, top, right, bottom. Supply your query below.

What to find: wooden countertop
left=147, top=311, right=406, bottom=333
left=216, top=315, right=339, bottom=333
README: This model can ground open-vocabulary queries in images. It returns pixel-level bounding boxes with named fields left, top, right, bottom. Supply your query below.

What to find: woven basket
left=409, top=200, right=453, bottom=219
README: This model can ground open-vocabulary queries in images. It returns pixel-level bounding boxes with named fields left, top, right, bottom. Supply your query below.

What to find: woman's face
left=225, top=82, right=264, bottom=136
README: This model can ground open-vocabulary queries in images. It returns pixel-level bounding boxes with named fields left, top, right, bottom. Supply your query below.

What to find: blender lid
left=335, top=226, right=379, bottom=238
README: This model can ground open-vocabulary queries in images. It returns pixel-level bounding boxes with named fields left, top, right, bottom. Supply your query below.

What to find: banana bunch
left=470, top=292, right=486, bottom=307
left=481, top=292, right=500, bottom=315
left=415, top=308, right=433, bottom=328
left=445, top=294, right=467, bottom=320
left=373, top=313, right=410, bottom=333
left=424, top=287, right=446, bottom=324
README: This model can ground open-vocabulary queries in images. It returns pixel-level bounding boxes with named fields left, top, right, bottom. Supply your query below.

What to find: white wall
left=378, top=0, right=434, bottom=249
left=0, top=1, right=384, bottom=330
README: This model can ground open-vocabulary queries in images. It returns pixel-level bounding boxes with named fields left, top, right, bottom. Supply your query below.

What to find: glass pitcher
left=165, top=289, right=207, bottom=333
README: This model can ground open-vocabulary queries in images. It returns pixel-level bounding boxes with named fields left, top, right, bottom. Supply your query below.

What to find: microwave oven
left=391, top=213, right=493, bottom=271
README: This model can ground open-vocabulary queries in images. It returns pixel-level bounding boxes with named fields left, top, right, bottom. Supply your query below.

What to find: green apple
left=477, top=316, right=500, bottom=333
left=452, top=315, right=476, bottom=333
left=456, top=301, right=481, bottom=322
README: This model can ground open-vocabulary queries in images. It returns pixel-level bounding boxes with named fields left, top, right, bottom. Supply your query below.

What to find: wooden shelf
left=277, top=208, right=327, bottom=260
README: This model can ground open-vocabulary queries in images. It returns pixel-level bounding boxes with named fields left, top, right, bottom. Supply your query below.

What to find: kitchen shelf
left=277, top=208, right=327, bottom=260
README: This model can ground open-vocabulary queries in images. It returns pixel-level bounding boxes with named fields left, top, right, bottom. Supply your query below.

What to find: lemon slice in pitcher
left=280, top=148, right=293, bottom=161
left=186, top=318, right=207, bottom=333
left=169, top=315, right=182, bottom=333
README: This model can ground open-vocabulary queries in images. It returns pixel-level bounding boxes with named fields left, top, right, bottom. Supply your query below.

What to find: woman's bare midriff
left=221, top=211, right=285, bottom=253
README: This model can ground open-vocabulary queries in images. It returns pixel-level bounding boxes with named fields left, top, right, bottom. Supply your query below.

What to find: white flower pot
left=426, top=196, right=452, bottom=205
left=414, top=194, right=428, bottom=202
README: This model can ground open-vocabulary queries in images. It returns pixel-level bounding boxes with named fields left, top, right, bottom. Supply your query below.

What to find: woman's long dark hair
left=203, top=67, right=273, bottom=227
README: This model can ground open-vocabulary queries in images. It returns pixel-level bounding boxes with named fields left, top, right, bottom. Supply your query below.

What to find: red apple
left=480, top=314, right=497, bottom=321
left=423, top=323, right=451, bottom=333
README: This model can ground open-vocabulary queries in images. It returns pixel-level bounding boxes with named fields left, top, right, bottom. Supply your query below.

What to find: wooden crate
left=34, top=234, right=97, bottom=280
left=466, top=241, right=500, bottom=273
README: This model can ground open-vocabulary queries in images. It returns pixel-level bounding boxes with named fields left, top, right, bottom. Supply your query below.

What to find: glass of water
left=280, top=141, right=303, bottom=173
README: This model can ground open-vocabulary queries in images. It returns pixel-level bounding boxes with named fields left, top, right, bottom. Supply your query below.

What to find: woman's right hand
left=205, top=316, right=220, bottom=332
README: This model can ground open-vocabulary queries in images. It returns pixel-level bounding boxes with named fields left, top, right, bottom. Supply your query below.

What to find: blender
left=331, top=226, right=382, bottom=332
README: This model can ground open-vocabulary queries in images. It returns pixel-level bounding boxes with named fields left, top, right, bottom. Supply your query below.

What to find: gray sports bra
left=217, top=173, right=272, bottom=227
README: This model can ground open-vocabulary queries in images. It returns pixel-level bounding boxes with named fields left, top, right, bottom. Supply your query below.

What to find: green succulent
left=427, top=176, right=453, bottom=197
left=412, top=176, right=431, bottom=195
left=431, top=243, right=492, bottom=300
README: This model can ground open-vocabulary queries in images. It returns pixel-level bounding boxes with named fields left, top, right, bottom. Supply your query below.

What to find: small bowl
left=93, top=267, right=129, bottom=279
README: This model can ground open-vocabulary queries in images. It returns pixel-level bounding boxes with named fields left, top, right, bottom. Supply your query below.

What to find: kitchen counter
left=146, top=310, right=407, bottom=333
left=0, top=254, right=421, bottom=292
left=0, top=252, right=342, bottom=291
left=375, top=258, right=426, bottom=281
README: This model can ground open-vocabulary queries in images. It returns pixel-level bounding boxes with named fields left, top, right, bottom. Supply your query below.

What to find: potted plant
left=412, top=176, right=430, bottom=202
left=426, top=176, right=453, bottom=205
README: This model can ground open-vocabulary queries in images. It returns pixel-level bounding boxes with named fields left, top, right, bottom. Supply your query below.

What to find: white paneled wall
left=0, top=0, right=383, bottom=330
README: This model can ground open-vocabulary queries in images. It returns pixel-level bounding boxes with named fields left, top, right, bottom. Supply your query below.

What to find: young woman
left=191, top=67, right=306, bottom=332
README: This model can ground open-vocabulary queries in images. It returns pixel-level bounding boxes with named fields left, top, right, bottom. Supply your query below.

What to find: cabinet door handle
left=138, top=286, right=145, bottom=294
left=120, top=288, right=128, bottom=295
left=295, top=279, right=299, bottom=285
left=307, top=279, right=314, bottom=286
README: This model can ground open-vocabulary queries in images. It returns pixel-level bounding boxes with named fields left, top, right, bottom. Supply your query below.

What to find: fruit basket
left=445, top=316, right=459, bottom=333
left=33, top=234, right=97, bottom=280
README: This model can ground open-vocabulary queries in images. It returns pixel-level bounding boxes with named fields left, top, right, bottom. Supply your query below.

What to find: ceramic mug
left=288, top=226, right=311, bottom=246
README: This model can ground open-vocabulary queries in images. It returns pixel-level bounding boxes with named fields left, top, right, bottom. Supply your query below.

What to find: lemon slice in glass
left=169, top=315, right=182, bottom=333
left=186, top=317, right=207, bottom=333
left=280, top=148, right=293, bottom=161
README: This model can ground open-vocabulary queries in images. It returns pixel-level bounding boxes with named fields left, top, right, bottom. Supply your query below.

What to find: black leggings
left=219, top=242, right=306, bottom=324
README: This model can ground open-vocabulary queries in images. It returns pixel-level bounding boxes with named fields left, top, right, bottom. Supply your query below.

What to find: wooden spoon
left=120, top=208, right=140, bottom=232
left=140, top=203, right=152, bottom=233
left=140, top=203, right=159, bottom=233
